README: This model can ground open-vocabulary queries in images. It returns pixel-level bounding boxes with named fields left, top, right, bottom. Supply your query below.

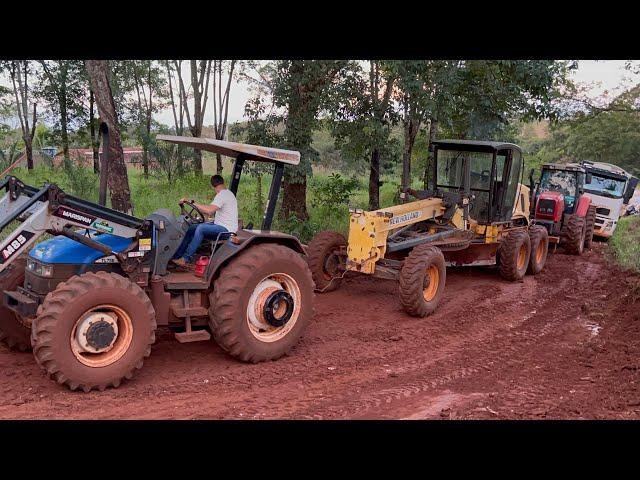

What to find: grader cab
left=307, top=140, right=549, bottom=317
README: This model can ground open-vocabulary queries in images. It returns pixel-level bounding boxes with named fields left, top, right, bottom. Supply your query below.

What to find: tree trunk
left=59, top=90, right=71, bottom=171
left=401, top=115, right=420, bottom=200
left=85, top=60, right=133, bottom=214
left=282, top=176, right=309, bottom=220
left=369, top=148, right=381, bottom=210
left=216, top=153, right=223, bottom=174
left=24, top=138, right=34, bottom=170
left=89, top=90, right=99, bottom=174
left=423, top=118, right=439, bottom=189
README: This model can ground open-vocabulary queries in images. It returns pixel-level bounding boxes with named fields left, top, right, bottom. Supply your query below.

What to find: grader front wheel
left=527, top=225, right=549, bottom=275
left=209, top=243, right=314, bottom=363
left=307, top=231, right=347, bottom=292
left=399, top=244, right=446, bottom=317
left=498, top=230, right=531, bottom=281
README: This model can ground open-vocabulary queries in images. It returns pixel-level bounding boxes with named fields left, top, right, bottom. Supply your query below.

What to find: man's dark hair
left=211, top=175, right=224, bottom=187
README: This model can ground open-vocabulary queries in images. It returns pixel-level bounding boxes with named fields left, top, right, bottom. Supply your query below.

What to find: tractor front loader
left=0, top=136, right=314, bottom=392
left=308, top=140, right=549, bottom=317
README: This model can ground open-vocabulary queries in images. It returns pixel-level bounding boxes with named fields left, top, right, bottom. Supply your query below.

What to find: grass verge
left=609, top=215, right=640, bottom=273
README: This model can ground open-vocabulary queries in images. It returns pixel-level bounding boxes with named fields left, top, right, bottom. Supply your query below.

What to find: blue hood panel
left=29, top=233, right=133, bottom=264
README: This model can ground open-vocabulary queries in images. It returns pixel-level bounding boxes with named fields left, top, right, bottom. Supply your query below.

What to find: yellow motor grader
left=307, top=139, right=549, bottom=317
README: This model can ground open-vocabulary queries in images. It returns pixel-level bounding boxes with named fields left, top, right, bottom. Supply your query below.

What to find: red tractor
left=531, top=163, right=596, bottom=255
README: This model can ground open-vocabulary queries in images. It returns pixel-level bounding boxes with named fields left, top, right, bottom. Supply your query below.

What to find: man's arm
left=180, top=197, right=219, bottom=216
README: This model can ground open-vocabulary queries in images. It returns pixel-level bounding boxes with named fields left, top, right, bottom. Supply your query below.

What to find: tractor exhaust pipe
left=99, top=122, right=109, bottom=207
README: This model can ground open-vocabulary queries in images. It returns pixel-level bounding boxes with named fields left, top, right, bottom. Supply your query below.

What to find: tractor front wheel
left=209, top=243, right=314, bottom=363
left=498, top=230, right=531, bottom=281
left=584, top=205, right=596, bottom=249
left=31, top=272, right=157, bottom=392
left=399, top=244, right=446, bottom=317
left=563, top=214, right=586, bottom=255
left=307, top=231, right=347, bottom=292
left=527, top=225, right=549, bottom=275
left=0, top=257, right=31, bottom=351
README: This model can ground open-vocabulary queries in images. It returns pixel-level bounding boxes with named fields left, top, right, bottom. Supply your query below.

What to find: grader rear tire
left=0, top=256, right=31, bottom=352
left=209, top=243, right=314, bottom=363
left=527, top=225, right=549, bottom=275
left=498, top=230, right=531, bottom=281
left=584, top=205, right=596, bottom=249
left=563, top=214, right=586, bottom=255
left=307, top=231, right=347, bottom=292
left=31, top=272, right=157, bottom=392
left=399, top=244, right=446, bottom=317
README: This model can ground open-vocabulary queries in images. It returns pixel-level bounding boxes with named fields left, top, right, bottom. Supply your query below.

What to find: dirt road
left=1, top=244, right=638, bottom=419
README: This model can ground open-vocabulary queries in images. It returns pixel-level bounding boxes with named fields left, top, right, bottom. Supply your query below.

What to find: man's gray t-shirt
left=211, top=189, right=238, bottom=232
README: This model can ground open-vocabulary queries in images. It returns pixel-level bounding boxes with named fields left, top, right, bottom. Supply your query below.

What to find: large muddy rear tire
left=31, top=272, right=156, bottom=392
left=0, top=257, right=31, bottom=351
left=527, top=225, right=548, bottom=275
left=307, top=231, right=347, bottom=292
left=209, top=243, right=314, bottom=363
left=399, top=244, right=446, bottom=317
left=563, top=214, right=586, bottom=255
left=498, top=230, right=531, bottom=281
left=584, top=205, right=596, bottom=249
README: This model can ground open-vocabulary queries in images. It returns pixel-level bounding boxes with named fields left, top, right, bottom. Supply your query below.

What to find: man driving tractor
left=172, top=174, right=238, bottom=267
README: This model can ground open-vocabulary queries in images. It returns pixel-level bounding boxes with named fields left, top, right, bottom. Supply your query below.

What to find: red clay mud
left=0, top=243, right=638, bottom=419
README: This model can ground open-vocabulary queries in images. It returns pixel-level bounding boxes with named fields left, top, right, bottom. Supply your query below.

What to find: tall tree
left=37, top=60, right=86, bottom=169
left=85, top=60, right=133, bottom=214
left=329, top=61, right=399, bottom=210
left=271, top=60, right=347, bottom=220
left=123, top=60, right=167, bottom=177
left=212, top=60, right=237, bottom=174
left=174, top=60, right=212, bottom=174
left=6, top=61, right=37, bottom=170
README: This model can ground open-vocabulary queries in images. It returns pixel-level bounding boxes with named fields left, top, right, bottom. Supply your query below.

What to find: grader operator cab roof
left=433, top=139, right=523, bottom=154
left=156, top=135, right=301, bottom=165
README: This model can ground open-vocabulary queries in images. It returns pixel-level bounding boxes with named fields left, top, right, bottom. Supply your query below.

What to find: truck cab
left=581, top=161, right=639, bottom=238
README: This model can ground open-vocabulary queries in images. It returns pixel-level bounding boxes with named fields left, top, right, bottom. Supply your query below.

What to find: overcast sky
left=154, top=60, right=640, bottom=126
left=2, top=60, right=639, bottom=130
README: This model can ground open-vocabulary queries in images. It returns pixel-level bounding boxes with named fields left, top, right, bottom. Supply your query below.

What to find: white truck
left=581, top=161, right=638, bottom=238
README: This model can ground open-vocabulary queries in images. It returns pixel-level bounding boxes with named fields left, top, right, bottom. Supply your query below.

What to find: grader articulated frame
left=307, top=140, right=549, bottom=317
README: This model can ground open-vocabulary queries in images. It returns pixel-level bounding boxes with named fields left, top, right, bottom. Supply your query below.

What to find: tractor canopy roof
left=156, top=135, right=300, bottom=165
left=433, top=139, right=523, bottom=154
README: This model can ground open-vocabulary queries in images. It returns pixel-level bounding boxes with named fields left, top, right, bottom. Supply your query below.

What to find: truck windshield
left=585, top=174, right=625, bottom=199
left=540, top=170, right=577, bottom=196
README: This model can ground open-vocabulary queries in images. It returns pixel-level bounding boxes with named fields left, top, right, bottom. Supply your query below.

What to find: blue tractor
left=0, top=136, right=314, bottom=392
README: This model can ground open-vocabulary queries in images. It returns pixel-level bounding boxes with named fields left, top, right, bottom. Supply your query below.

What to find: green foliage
left=309, top=173, right=360, bottom=209
left=609, top=215, right=640, bottom=273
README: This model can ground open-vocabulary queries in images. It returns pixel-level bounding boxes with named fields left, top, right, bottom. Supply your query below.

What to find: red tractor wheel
left=562, top=214, right=586, bottom=255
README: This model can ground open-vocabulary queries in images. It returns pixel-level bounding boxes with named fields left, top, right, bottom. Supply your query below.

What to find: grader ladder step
left=174, top=329, right=211, bottom=343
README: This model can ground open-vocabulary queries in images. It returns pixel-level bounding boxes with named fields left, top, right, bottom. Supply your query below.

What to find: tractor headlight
left=27, top=258, right=53, bottom=277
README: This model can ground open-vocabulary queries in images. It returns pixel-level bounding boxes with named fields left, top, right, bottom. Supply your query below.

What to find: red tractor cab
left=531, top=163, right=596, bottom=255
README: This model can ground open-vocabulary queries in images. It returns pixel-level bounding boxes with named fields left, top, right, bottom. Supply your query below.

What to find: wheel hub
left=263, top=290, right=294, bottom=327
left=75, top=312, right=118, bottom=353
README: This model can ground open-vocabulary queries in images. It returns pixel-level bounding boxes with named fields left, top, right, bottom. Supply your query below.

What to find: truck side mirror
left=623, top=177, right=639, bottom=204
left=585, top=173, right=592, bottom=184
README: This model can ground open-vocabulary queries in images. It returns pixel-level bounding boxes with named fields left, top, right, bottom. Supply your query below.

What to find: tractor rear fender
left=205, top=230, right=305, bottom=284
left=575, top=195, right=592, bottom=218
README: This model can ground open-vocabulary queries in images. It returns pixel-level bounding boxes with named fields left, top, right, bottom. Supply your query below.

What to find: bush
left=609, top=215, right=640, bottom=273
left=310, top=173, right=360, bottom=210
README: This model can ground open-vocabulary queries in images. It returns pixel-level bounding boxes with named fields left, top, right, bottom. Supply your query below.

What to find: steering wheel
left=179, top=200, right=206, bottom=225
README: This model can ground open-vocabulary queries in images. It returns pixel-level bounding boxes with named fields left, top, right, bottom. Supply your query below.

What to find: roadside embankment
left=609, top=215, right=640, bottom=273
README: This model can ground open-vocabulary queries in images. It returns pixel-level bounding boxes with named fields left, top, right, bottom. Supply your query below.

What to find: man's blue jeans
left=174, top=223, right=229, bottom=262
